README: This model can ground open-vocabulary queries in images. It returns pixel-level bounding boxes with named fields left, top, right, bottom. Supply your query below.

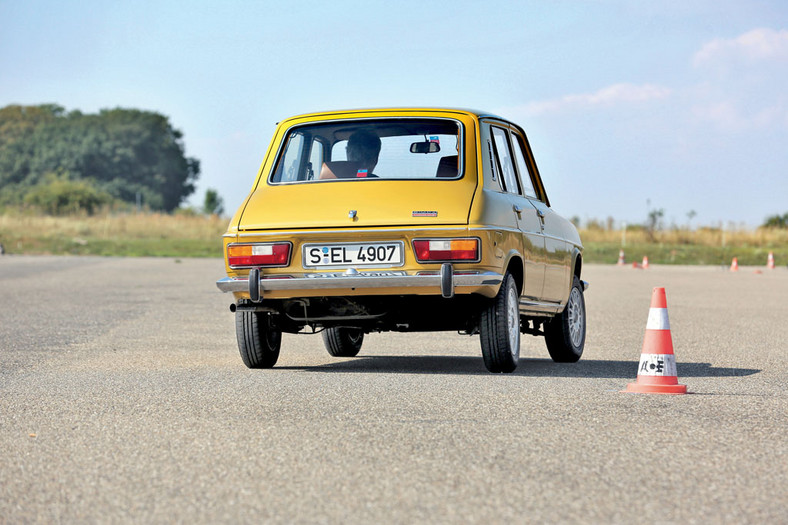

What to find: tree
left=203, top=188, right=224, bottom=216
left=645, top=207, right=664, bottom=242
left=686, top=210, right=697, bottom=229
left=0, top=104, right=200, bottom=212
left=762, top=213, right=788, bottom=229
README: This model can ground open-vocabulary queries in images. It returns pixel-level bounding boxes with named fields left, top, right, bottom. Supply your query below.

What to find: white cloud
left=693, top=28, right=788, bottom=66
left=517, top=83, right=672, bottom=116
left=691, top=99, right=788, bottom=132
left=689, top=28, right=788, bottom=131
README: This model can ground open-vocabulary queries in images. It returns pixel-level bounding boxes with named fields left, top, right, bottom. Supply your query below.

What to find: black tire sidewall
left=236, top=310, right=281, bottom=368
left=322, top=327, right=364, bottom=357
left=480, top=273, right=520, bottom=373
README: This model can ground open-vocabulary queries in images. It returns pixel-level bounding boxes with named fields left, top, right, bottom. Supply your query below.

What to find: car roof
left=277, top=107, right=509, bottom=125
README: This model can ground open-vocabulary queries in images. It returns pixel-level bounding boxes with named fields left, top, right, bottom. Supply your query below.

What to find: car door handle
left=513, top=204, right=523, bottom=218
left=536, top=208, right=546, bottom=230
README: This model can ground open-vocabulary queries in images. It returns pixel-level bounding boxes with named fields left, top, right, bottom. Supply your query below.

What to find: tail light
left=227, top=242, right=292, bottom=268
left=412, top=238, right=479, bottom=262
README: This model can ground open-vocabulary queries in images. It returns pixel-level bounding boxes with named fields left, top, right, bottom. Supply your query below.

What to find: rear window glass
left=269, top=118, right=462, bottom=183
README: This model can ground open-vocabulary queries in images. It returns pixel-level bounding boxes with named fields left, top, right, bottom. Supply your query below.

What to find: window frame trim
left=266, top=116, right=466, bottom=185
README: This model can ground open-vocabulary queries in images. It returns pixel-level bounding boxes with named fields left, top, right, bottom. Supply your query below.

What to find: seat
left=320, top=161, right=377, bottom=179
left=435, top=155, right=459, bottom=178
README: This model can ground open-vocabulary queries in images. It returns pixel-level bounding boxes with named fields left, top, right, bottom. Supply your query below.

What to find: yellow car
left=217, top=108, right=587, bottom=373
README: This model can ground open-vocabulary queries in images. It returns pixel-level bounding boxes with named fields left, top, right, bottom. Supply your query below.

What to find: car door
left=489, top=125, right=546, bottom=301
left=509, top=130, right=571, bottom=303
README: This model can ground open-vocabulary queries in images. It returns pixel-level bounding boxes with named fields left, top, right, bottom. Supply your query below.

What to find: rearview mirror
left=410, top=141, right=441, bottom=154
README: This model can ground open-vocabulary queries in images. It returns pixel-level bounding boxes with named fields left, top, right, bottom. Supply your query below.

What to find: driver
left=320, top=129, right=381, bottom=179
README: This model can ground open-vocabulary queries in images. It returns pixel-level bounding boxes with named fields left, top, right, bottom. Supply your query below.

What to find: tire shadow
left=277, top=356, right=760, bottom=378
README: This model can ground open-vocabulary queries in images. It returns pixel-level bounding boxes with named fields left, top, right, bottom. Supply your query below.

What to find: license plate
left=302, top=242, right=404, bottom=268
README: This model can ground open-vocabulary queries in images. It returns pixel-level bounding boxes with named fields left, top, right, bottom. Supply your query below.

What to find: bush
left=23, top=175, right=113, bottom=215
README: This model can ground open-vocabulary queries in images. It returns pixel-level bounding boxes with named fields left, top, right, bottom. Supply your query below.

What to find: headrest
left=435, top=155, right=459, bottom=178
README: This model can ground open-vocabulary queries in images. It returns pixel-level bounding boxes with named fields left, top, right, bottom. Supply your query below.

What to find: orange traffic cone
left=642, top=256, right=649, bottom=269
left=730, top=257, right=739, bottom=272
left=617, top=250, right=626, bottom=265
left=767, top=252, right=775, bottom=270
left=624, top=287, right=687, bottom=395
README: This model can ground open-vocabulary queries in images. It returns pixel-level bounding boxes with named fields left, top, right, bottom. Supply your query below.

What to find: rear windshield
left=269, top=118, right=462, bottom=183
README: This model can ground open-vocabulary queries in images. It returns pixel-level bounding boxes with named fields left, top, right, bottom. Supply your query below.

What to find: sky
left=1, top=0, right=787, bottom=228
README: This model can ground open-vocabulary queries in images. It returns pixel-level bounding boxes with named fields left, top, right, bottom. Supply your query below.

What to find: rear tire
left=322, top=327, right=364, bottom=357
left=545, top=276, right=586, bottom=363
left=479, top=273, right=520, bottom=373
left=235, top=311, right=281, bottom=368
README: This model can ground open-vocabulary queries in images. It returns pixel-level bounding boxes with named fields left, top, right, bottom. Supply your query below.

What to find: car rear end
left=217, top=109, right=505, bottom=331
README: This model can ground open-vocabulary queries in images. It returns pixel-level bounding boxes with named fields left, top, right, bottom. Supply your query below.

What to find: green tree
left=203, top=188, right=224, bottom=216
left=762, top=213, right=788, bottom=229
left=0, top=104, right=200, bottom=212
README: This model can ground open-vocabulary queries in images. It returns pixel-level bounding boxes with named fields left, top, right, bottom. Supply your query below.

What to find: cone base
left=624, top=382, right=687, bottom=395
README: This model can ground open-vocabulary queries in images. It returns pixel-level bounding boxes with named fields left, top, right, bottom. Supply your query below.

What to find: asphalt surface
left=1, top=256, right=786, bottom=523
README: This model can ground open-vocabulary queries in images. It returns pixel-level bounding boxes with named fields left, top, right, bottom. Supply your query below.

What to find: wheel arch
left=571, top=247, right=583, bottom=280
left=503, top=252, right=524, bottom=296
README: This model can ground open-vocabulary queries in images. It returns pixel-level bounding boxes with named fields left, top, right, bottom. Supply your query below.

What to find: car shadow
left=277, top=356, right=760, bottom=378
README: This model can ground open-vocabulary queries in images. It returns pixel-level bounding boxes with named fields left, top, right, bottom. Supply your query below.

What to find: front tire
left=235, top=311, right=281, bottom=368
left=545, top=276, right=586, bottom=363
left=322, top=327, right=364, bottom=357
left=479, top=273, right=520, bottom=373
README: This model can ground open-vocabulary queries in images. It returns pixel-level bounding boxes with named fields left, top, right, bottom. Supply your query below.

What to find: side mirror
left=410, top=141, right=441, bottom=154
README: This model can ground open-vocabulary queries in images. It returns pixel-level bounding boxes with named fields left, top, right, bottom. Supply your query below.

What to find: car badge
left=412, top=211, right=438, bottom=217
left=348, top=210, right=357, bottom=219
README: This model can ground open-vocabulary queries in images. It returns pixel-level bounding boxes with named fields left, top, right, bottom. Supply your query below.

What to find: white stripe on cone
left=646, top=308, right=670, bottom=330
left=637, top=353, right=678, bottom=377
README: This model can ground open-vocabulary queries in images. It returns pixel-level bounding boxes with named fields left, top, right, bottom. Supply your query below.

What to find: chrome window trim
left=266, top=116, right=466, bottom=185
left=489, top=125, right=522, bottom=196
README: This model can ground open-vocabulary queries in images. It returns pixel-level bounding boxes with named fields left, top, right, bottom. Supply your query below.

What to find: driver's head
left=347, top=129, right=381, bottom=168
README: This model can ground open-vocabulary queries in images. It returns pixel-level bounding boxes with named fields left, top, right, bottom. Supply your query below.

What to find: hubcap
left=567, top=287, right=584, bottom=348
left=506, top=285, right=519, bottom=354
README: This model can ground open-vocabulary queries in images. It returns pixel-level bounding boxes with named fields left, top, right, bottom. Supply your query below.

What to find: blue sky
left=2, top=0, right=787, bottom=227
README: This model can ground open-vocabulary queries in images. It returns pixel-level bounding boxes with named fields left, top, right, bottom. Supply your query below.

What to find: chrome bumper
left=216, top=268, right=503, bottom=297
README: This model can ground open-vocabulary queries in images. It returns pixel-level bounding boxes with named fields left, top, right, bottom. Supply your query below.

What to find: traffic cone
left=624, top=287, right=687, bottom=395
left=730, top=257, right=739, bottom=272
left=767, top=252, right=775, bottom=270
left=617, top=250, right=626, bottom=265
left=642, top=256, right=649, bottom=269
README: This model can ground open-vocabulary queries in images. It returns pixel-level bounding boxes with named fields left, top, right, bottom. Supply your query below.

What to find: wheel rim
left=347, top=330, right=362, bottom=345
left=567, top=287, right=584, bottom=348
left=506, top=285, right=519, bottom=353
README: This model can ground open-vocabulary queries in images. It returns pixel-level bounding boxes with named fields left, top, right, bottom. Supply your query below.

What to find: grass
left=0, top=212, right=227, bottom=257
left=1, top=212, right=786, bottom=265
left=581, top=227, right=788, bottom=266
